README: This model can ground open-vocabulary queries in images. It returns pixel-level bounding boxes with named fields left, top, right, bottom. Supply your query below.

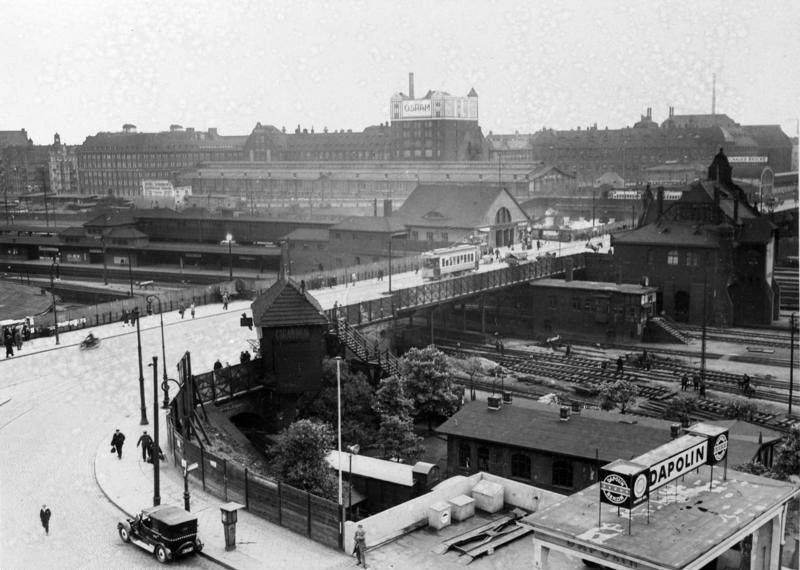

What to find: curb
left=92, top=433, right=240, bottom=570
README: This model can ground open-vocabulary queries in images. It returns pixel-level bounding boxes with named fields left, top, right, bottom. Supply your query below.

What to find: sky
left=1, top=0, right=798, bottom=145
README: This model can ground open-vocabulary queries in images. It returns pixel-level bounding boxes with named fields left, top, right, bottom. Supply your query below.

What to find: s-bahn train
left=421, top=244, right=481, bottom=280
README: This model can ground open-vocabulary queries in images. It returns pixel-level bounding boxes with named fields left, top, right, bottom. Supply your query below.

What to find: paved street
left=0, top=300, right=258, bottom=569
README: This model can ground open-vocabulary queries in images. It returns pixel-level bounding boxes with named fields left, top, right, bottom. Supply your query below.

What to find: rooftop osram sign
left=648, top=439, right=707, bottom=490
left=400, top=100, right=432, bottom=118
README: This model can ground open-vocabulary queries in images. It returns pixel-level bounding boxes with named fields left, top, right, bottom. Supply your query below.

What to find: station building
left=436, top=399, right=783, bottom=497
left=606, top=149, right=779, bottom=326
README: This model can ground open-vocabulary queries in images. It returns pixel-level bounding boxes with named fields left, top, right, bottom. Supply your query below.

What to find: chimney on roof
left=647, top=107, right=652, bottom=119
left=669, top=106, right=674, bottom=118
left=409, top=72, right=415, bottom=99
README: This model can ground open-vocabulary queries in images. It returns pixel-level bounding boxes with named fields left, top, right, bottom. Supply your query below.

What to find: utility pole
left=151, top=356, right=161, bottom=506
left=700, top=271, right=708, bottom=386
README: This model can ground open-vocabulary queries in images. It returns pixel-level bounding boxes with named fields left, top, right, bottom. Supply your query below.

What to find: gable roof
left=250, top=278, right=327, bottom=328
left=437, top=400, right=773, bottom=466
left=397, top=183, right=529, bottom=228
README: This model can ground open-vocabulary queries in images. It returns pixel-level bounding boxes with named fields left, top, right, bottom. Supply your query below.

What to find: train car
left=421, top=244, right=480, bottom=280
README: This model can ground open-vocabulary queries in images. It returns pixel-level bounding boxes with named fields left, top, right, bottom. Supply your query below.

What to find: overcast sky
left=2, top=0, right=798, bottom=145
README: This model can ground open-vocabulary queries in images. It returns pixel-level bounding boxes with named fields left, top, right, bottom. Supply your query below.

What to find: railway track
left=677, top=324, right=797, bottom=350
left=433, top=337, right=800, bottom=424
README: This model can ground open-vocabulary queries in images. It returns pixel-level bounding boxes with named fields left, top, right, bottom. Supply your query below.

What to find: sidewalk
left=94, top=410, right=352, bottom=570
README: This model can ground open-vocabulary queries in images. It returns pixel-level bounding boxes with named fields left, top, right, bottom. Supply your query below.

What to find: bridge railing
left=193, top=359, right=270, bottom=404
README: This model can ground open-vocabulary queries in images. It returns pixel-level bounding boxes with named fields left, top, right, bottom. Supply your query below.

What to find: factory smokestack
left=409, top=72, right=415, bottom=99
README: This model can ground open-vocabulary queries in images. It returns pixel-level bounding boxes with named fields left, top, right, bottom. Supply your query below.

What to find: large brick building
left=606, top=149, right=779, bottom=326
left=76, top=124, right=245, bottom=197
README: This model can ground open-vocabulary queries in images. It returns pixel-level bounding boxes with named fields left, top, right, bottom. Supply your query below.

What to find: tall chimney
left=409, top=72, right=415, bottom=99
left=712, top=73, right=716, bottom=115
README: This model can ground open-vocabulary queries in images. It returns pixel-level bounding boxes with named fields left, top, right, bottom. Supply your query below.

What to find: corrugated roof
left=250, top=278, right=327, bottom=328
left=326, top=451, right=413, bottom=487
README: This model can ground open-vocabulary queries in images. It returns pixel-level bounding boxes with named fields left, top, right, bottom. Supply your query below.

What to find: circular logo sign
left=601, top=474, right=629, bottom=505
left=633, top=474, right=648, bottom=499
left=713, top=434, right=728, bottom=462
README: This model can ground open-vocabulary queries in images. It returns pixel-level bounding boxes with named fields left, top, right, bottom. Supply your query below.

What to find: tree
left=401, top=345, right=461, bottom=431
left=297, top=357, right=378, bottom=445
left=772, top=426, right=800, bottom=479
left=372, top=375, right=414, bottom=420
left=722, top=399, right=757, bottom=421
left=376, top=414, right=425, bottom=463
left=270, top=419, right=337, bottom=498
left=663, top=396, right=696, bottom=423
left=598, top=379, right=638, bottom=414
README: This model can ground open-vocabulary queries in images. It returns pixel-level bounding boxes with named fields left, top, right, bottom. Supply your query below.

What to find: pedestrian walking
left=129, top=309, right=137, bottom=327
left=222, top=293, right=229, bottom=310
left=147, top=440, right=164, bottom=463
left=122, top=309, right=129, bottom=326
left=616, top=356, right=623, bottom=372
left=565, top=344, right=572, bottom=357
left=137, top=430, right=153, bottom=462
left=110, top=429, right=126, bottom=460
left=4, top=328, right=14, bottom=358
left=13, top=327, right=22, bottom=351
left=190, top=302, right=196, bottom=319
left=353, top=524, right=367, bottom=568
left=178, top=302, right=185, bottom=319
left=681, top=374, right=689, bottom=391
left=692, top=374, right=700, bottom=392
left=40, top=505, right=51, bottom=535
left=300, top=279, right=306, bottom=294
left=699, top=380, right=707, bottom=398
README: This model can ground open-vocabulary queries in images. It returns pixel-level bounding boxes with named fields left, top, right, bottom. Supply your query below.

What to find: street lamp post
left=49, top=263, right=60, bottom=345
left=147, top=295, right=170, bottom=409
left=128, top=254, right=134, bottom=297
left=335, top=356, right=343, bottom=536
left=790, top=313, right=797, bottom=416
left=133, top=307, right=149, bottom=426
left=150, top=355, right=161, bottom=506
left=226, top=233, right=233, bottom=280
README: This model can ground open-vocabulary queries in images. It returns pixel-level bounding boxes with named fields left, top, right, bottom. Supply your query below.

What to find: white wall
left=342, top=472, right=563, bottom=553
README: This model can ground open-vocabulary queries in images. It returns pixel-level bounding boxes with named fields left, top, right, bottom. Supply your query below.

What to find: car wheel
left=118, top=526, right=131, bottom=543
left=155, top=544, right=168, bottom=564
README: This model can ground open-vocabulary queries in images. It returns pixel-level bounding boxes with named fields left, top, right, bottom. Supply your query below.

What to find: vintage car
left=118, top=505, right=203, bottom=564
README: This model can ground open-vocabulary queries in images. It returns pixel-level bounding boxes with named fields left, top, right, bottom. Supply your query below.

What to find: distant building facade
left=0, top=133, right=78, bottom=196
left=76, top=124, right=245, bottom=197
left=487, top=109, right=793, bottom=187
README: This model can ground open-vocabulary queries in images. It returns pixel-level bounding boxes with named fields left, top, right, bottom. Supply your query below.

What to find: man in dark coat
left=40, top=505, right=51, bottom=535
left=137, top=431, right=153, bottom=462
left=4, top=328, right=14, bottom=358
left=111, top=429, right=126, bottom=459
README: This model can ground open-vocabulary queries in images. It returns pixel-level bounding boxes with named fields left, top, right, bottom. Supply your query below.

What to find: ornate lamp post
left=133, top=307, right=149, bottom=426
left=149, top=356, right=161, bottom=506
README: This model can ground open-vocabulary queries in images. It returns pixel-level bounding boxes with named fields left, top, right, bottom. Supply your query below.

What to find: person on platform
left=190, top=302, right=196, bottom=319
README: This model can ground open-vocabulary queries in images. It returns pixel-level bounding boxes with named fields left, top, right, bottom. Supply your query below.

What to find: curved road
left=0, top=301, right=252, bottom=569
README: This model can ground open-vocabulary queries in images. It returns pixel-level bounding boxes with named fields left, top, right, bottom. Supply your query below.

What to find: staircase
left=775, top=265, right=799, bottom=311
left=647, top=317, right=693, bottom=344
left=333, top=318, right=401, bottom=377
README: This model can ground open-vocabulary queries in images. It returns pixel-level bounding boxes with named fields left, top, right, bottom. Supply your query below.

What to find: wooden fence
left=167, top=400, right=341, bottom=550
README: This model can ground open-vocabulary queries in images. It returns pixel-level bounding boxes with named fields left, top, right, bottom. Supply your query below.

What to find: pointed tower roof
left=250, top=278, right=327, bottom=328
left=467, top=87, right=478, bottom=97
